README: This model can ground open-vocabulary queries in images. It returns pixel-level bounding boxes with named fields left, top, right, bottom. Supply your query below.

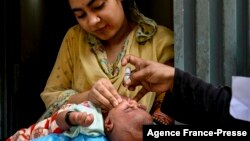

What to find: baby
left=57, top=97, right=153, bottom=141
left=7, top=97, right=153, bottom=141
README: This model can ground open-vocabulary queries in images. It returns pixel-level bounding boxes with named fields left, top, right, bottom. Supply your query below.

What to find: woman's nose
left=88, top=14, right=101, bottom=26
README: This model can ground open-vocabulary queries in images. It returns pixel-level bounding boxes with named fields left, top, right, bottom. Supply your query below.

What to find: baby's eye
left=138, top=104, right=147, bottom=111
left=124, top=107, right=131, bottom=112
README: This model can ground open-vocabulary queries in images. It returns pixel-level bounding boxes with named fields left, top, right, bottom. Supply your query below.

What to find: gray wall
left=174, top=0, right=249, bottom=86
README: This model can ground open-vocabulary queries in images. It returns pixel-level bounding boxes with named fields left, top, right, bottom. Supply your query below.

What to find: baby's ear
left=104, top=116, right=113, bottom=133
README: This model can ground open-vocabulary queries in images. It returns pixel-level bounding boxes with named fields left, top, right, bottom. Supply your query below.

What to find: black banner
left=143, top=125, right=250, bottom=140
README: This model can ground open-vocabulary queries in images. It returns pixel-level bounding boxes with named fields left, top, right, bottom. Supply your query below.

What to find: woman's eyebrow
left=72, top=8, right=82, bottom=12
left=87, top=0, right=96, bottom=7
left=71, top=0, right=96, bottom=12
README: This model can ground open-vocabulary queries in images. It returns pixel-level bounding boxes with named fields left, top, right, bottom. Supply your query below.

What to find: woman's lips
left=95, top=24, right=110, bottom=33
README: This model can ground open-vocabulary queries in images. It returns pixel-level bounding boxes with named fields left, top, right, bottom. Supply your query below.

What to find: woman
left=39, top=0, right=174, bottom=125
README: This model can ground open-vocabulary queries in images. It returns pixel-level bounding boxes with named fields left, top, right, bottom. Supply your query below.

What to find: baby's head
left=104, top=97, right=153, bottom=141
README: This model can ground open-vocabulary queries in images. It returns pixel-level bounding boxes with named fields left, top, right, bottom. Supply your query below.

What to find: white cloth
left=64, top=101, right=105, bottom=137
left=230, top=76, right=250, bottom=122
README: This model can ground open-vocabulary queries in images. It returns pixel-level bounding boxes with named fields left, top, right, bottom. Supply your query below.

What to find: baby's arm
left=56, top=110, right=94, bottom=130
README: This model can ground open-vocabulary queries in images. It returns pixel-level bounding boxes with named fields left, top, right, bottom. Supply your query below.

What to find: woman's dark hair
left=121, top=0, right=137, bottom=22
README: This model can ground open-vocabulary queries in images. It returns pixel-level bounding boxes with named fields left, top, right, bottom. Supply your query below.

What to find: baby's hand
left=72, top=112, right=94, bottom=127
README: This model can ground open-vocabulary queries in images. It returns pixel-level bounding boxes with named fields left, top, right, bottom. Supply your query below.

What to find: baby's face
left=114, top=97, right=147, bottom=112
left=109, top=98, right=151, bottom=120
left=108, top=98, right=153, bottom=128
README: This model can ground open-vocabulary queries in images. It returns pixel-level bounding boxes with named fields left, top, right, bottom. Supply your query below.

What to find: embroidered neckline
left=85, top=12, right=157, bottom=78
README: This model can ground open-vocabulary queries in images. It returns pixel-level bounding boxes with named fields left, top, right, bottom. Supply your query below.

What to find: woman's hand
left=88, top=78, right=122, bottom=111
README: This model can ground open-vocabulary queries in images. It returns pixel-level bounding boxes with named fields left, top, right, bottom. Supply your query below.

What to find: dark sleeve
left=161, top=68, right=248, bottom=126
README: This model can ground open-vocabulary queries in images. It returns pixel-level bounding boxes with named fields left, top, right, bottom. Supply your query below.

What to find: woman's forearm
left=68, top=90, right=89, bottom=104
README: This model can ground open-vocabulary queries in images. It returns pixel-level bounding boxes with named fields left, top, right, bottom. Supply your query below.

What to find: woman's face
left=68, top=0, right=126, bottom=40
